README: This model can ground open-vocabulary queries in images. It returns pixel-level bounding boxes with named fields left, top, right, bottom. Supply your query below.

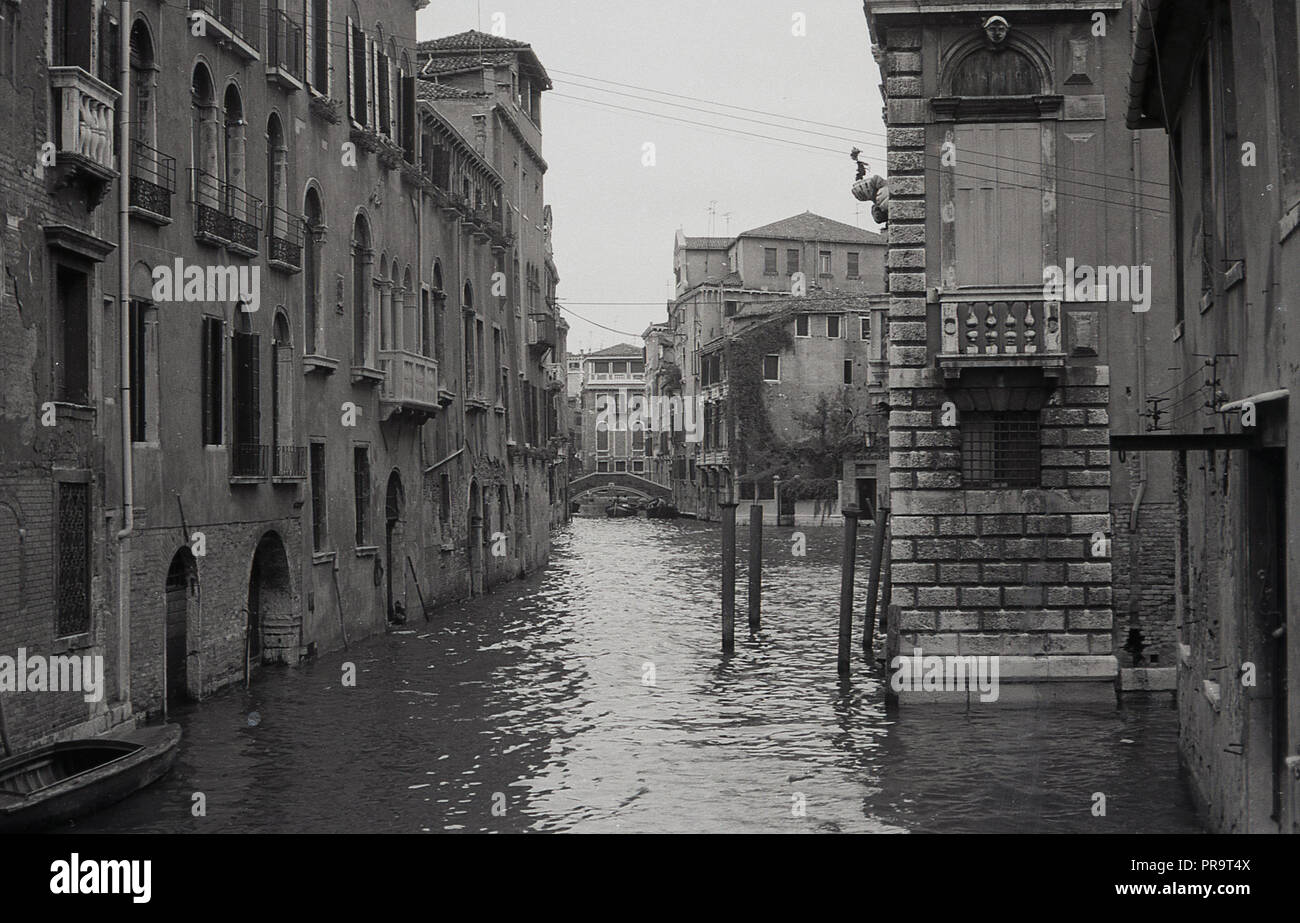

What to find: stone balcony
left=938, top=292, right=1065, bottom=382
left=48, top=67, right=119, bottom=208
left=378, top=349, right=439, bottom=419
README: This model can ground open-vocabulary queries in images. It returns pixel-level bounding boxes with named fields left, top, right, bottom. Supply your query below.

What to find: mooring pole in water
left=748, top=503, right=763, bottom=635
left=721, top=500, right=738, bottom=654
left=863, top=499, right=890, bottom=657
left=838, top=505, right=860, bottom=675
left=885, top=603, right=902, bottom=706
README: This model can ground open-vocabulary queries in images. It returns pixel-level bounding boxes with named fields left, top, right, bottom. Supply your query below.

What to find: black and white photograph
left=0, top=0, right=1293, bottom=898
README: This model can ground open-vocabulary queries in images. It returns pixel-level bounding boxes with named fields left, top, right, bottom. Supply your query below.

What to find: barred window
left=309, top=441, right=327, bottom=551
left=961, top=411, right=1040, bottom=487
left=56, top=481, right=90, bottom=637
left=353, top=445, right=371, bottom=546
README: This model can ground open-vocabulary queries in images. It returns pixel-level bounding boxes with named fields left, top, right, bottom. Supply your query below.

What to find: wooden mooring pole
left=837, top=506, right=860, bottom=675
left=863, top=500, right=890, bottom=657
left=721, top=500, right=738, bottom=653
left=748, top=503, right=762, bottom=635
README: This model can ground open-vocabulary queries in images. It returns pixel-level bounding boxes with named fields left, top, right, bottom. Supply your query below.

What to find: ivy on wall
left=723, top=308, right=873, bottom=487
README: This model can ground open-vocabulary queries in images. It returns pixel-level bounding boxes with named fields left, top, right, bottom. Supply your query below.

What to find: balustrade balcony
left=938, top=296, right=1064, bottom=381
left=48, top=67, right=119, bottom=207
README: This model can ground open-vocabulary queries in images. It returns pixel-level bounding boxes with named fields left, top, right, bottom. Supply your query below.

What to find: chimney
left=471, top=113, right=487, bottom=156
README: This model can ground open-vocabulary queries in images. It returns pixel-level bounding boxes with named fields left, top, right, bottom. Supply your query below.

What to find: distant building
left=578, top=344, right=647, bottom=475
left=665, top=212, right=888, bottom=520
left=1127, top=0, right=1299, bottom=833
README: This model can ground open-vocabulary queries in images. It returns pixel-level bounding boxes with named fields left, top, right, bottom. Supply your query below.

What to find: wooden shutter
left=345, top=17, right=354, bottom=122
left=202, top=318, right=223, bottom=444
left=232, top=331, right=261, bottom=445
left=129, top=301, right=146, bottom=442
left=402, top=75, right=416, bottom=159
left=955, top=124, right=1042, bottom=286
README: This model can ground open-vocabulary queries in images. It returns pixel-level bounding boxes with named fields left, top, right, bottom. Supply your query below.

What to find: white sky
left=418, top=0, right=887, bottom=352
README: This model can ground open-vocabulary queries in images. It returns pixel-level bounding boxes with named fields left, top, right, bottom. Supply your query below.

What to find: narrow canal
left=71, top=518, right=1203, bottom=833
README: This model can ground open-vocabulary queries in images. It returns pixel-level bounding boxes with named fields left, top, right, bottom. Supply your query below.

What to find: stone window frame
left=933, top=29, right=1063, bottom=298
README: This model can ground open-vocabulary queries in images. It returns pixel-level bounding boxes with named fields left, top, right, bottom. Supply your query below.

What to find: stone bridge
left=569, top=471, right=672, bottom=502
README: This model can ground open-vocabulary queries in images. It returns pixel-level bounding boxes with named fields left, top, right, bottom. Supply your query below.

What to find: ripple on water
left=65, top=518, right=1201, bottom=834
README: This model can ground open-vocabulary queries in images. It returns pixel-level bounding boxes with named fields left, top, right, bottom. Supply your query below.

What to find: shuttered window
left=310, top=0, right=330, bottom=92
left=955, top=124, right=1042, bottom=286
left=129, top=301, right=147, bottom=442
left=309, top=441, right=327, bottom=550
left=401, top=75, right=417, bottom=160
left=353, top=445, right=371, bottom=546
left=377, top=49, right=390, bottom=136
left=348, top=19, right=366, bottom=126
left=201, top=317, right=223, bottom=445
left=231, top=330, right=261, bottom=447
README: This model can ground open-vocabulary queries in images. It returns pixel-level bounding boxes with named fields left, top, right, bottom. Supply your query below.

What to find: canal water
left=70, top=518, right=1203, bottom=833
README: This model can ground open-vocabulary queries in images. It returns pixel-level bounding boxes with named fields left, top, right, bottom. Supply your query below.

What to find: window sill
left=128, top=204, right=171, bottom=227
left=304, top=355, right=339, bottom=375
left=1199, top=290, right=1214, bottom=314
left=52, top=632, right=95, bottom=653
left=271, top=475, right=306, bottom=485
left=312, top=551, right=337, bottom=566
left=350, top=365, right=385, bottom=385
left=1279, top=200, right=1300, bottom=244
left=267, top=258, right=302, bottom=275
left=228, top=475, right=265, bottom=486
left=1222, top=260, right=1244, bottom=291
left=1172, top=320, right=1184, bottom=342
left=354, top=545, right=378, bottom=557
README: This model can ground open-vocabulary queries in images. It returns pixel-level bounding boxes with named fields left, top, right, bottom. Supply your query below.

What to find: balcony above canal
left=378, top=349, right=440, bottom=420
left=48, top=67, right=120, bottom=209
left=938, top=293, right=1065, bottom=382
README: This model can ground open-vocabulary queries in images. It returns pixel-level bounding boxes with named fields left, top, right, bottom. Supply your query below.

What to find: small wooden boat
left=605, top=501, right=638, bottom=518
left=0, top=723, right=181, bottom=832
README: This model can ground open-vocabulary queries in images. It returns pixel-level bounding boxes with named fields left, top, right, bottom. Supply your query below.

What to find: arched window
left=352, top=214, right=373, bottom=367
left=222, top=84, right=246, bottom=195
left=431, top=260, right=445, bottom=364
left=378, top=250, right=392, bottom=351
left=191, top=64, right=219, bottom=209
left=402, top=266, right=416, bottom=353
left=303, top=187, right=324, bottom=355
left=129, top=19, right=156, bottom=148
left=265, top=114, right=287, bottom=220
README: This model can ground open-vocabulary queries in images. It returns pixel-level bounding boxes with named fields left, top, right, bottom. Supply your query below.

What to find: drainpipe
left=115, top=0, right=134, bottom=710
left=1127, top=132, right=1147, bottom=664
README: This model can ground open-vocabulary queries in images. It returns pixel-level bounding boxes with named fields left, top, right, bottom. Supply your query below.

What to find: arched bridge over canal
left=569, top=472, right=672, bottom=502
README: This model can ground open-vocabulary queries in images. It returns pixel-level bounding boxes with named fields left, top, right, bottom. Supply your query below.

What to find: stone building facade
left=863, top=1, right=1178, bottom=693
left=1127, top=0, right=1300, bottom=833
left=0, top=4, right=567, bottom=751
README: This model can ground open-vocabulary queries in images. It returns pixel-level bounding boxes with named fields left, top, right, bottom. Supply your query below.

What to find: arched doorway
left=385, top=470, right=404, bottom=622
left=164, top=548, right=197, bottom=706
left=247, top=532, right=294, bottom=675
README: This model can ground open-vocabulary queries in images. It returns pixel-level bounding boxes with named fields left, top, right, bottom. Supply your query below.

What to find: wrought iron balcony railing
left=129, top=140, right=175, bottom=220
left=230, top=443, right=269, bottom=479
left=267, top=205, right=303, bottom=270
left=190, top=168, right=264, bottom=251
left=188, top=0, right=259, bottom=52
left=272, top=444, right=307, bottom=479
